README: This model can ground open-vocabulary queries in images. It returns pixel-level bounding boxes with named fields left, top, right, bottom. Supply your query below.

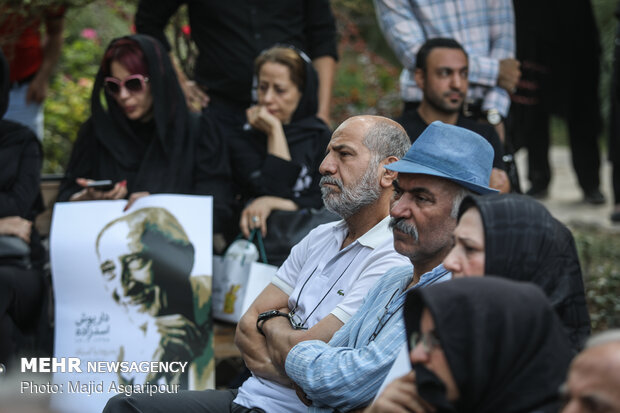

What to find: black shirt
left=135, top=0, right=338, bottom=110
left=396, top=110, right=506, bottom=170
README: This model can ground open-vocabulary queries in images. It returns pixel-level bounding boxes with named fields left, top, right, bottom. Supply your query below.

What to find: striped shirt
left=285, top=264, right=451, bottom=412
left=374, top=0, right=515, bottom=116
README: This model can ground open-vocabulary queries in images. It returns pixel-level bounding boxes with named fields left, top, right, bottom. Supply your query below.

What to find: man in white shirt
left=103, top=115, right=412, bottom=413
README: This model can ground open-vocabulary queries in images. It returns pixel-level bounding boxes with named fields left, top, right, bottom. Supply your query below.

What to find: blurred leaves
left=43, top=34, right=102, bottom=173
left=331, top=1, right=402, bottom=126
left=572, top=224, right=620, bottom=332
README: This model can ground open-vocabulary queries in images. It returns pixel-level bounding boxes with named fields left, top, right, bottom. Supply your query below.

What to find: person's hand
left=0, top=216, right=33, bottom=243
left=366, top=372, right=435, bottom=413
left=316, top=109, right=331, bottom=128
left=246, top=105, right=281, bottom=136
left=182, top=80, right=209, bottom=113
left=124, top=192, right=150, bottom=211
left=69, top=178, right=127, bottom=202
left=493, top=121, right=505, bottom=144
left=498, top=58, right=521, bottom=92
left=489, top=168, right=510, bottom=193
left=239, top=196, right=277, bottom=238
left=25, top=72, right=49, bottom=104
left=153, top=314, right=205, bottom=362
left=293, top=382, right=312, bottom=406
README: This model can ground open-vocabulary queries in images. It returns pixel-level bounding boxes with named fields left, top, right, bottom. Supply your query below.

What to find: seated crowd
left=1, top=28, right=615, bottom=413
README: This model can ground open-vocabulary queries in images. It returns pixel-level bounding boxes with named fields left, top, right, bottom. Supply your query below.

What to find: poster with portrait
left=49, top=194, right=214, bottom=413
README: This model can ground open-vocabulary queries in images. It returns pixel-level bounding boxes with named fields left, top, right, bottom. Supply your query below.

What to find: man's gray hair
left=363, top=119, right=411, bottom=162
left=451, top=186, right=474, bottom=218
left=585, top=329, right=620, bottom=349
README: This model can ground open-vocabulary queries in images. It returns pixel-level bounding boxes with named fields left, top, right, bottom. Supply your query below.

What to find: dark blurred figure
left=508, top=0, right=605, bottom=204
left=134, top=0, right=338, bottom=128
left=610, top=1, right=620, bottom=222
left=0, top=49, right=46, bottom=370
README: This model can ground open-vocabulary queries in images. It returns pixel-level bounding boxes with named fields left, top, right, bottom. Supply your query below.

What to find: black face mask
left=413, top=364, right=456, bottom=413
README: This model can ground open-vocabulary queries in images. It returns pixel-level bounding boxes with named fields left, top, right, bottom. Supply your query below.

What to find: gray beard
left=320, top=160, right=382, bottom=219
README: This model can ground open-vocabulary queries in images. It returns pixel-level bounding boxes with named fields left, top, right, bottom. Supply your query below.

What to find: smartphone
left=86, top=180, right=115, bottom=191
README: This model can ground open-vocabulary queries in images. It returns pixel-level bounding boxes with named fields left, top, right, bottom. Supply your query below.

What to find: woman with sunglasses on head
left=228, top=46, right=331, bottom=240
left=442, top=193, right=590, bottom=352
left=58, top=35, right=232, bottom=232
left=367, top=277, right=573, bottom=413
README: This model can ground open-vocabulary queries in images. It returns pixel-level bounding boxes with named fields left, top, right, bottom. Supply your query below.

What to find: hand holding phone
left=86, top=180, right=115, bottom=191
left=70, top=178, right=127, bottom=202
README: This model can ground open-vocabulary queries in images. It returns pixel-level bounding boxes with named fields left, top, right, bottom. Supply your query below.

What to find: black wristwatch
left=257, top=310, right=289, bottom=336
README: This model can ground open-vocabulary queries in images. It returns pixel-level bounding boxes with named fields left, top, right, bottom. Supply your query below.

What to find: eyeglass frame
left=288, top=310, right=308, bottom=330
left=409, top=329, right=441, bottom=355
left=104, top=74, right=150, bottom=96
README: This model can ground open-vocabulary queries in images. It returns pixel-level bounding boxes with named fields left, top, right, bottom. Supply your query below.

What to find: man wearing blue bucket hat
left=281, top=121, right=498, bottom=412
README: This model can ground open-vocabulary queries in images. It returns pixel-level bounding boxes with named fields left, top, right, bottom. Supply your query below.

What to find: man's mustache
left=389, top=217, right=419, bottom=241
left=320, top=175, right=344, bottom=191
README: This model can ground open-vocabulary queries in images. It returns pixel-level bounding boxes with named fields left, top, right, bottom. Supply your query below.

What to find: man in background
left=561, top=330, right=620, bottom=413
left=374, top=0, right=520, bottom=142
left=396, top=38, right=510, bottom=193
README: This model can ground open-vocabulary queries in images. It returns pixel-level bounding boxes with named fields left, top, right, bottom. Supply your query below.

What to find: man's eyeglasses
left=104, top=74, right=150, bottom=96
left=409, top=330, right=441, bottom=355
left=288, top=311, right=308, bottom=330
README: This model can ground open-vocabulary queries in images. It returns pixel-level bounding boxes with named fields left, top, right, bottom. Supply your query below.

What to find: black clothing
left=396, top=110, right=505, bottom=170
left=0, top=121, right=44, bottom=223
left=57, top=35, right=232, bottom=233
left=135, top=0, right=338, bottom=110
left=228, top=49, right=330, bottom=215
left=404, top=277, right=573, bottom=413
left=459, top=193, right=591, bottom=351
left=0, top=49, right=45, bottom=366
left=0, top=48, right=44, bottom=265
left=610, top=1, right=620, bottom=204
left=509, top=0, right=602, bottom=194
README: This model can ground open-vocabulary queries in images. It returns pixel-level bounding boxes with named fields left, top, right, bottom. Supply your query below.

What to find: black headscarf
left=229, top=45, right=330, bottom=207
left=458, top=193, right=590, bottom=351
left=59, top=34, right=228, bottom=197
left=404, top=277, right=573, bottom=413
left=58, top=35, right=232, bottom=231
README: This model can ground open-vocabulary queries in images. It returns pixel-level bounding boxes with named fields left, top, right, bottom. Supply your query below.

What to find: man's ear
left=414, top=68, right=425, bottom=89
left=379, top=156, right=399, bottom=188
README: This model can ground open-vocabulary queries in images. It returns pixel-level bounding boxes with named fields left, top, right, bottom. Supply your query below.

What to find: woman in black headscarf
left=58, top=34, right=232, bottom=233
left=0, top=49, right=46, bottom=367
left=443, top=193, right=590, bottom=352
left=385, top=277, right=573, bottom=413
left=228, top=45, right=331, bottom=238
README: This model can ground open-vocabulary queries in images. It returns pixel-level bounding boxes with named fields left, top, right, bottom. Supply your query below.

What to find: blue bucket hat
left=386, top=121, right=498, bottom=194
